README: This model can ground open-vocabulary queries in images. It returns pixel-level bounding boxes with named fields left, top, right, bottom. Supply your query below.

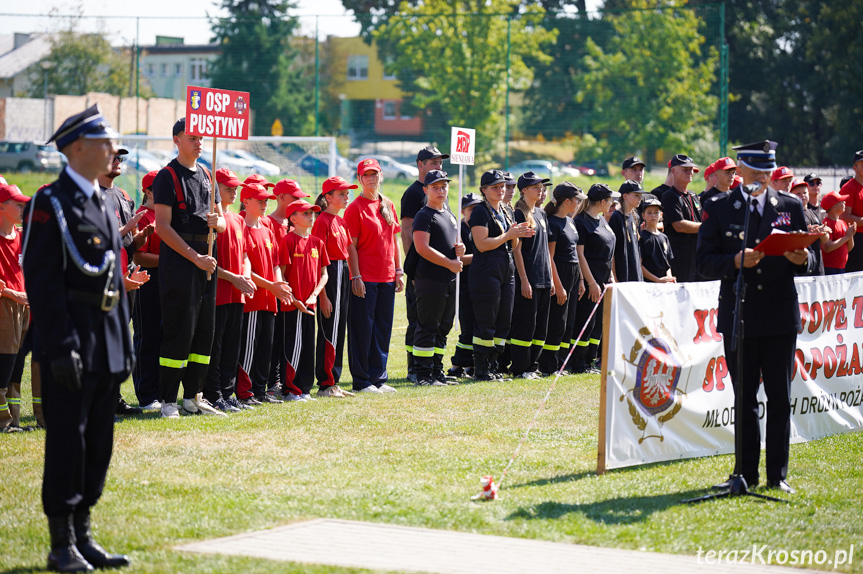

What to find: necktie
left=748, top=198, right=761, bottom=242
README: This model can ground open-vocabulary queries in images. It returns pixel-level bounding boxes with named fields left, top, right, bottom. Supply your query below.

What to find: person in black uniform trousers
left=468, top=170, right=534, bottom=380
left=609, top=180, right=644, bottom=282
left=696, top=140, right=812, bottom=494
left=449, top=193, right=481, bottom=377
left=661, top=154, right=702, bottom=282
left=24, top=104, right=133, bottom=571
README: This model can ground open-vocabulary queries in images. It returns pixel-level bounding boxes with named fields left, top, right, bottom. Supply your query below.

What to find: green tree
left=209, top=0, right=313, bottom=136
left=373, top=0, right=555, bottom=161
left=576, top=0, right=719, bottom=164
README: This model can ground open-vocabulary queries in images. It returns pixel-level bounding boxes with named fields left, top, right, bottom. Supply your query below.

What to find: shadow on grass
left=506, top=470, right=595, bottom=489
left=0, top=566, right=46, bottom=574
left=506, top=489, right=721, bottom=525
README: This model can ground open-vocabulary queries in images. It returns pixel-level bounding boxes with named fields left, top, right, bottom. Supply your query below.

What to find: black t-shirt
left=806, top=203, right=825, bottom=224
left=651, top=183, right=671, bottom=202
left=152, top=159, right=218, bottom=235
left=548, top=214, right=578, bottom=265
left=514, top=207, right=552, bottom=287
left=660, top=186, right=702, bottom=240
left=460, top=220, right=475, bottom=284
left=469, top=202, right=511, bottom=255
left=639, top=229, right=674, bottom=280
left=102, top=185, right=136, bottom=259
left=413, top=205, right=459, bottom=281
left=609, top=209, right=643, bottom=282
left=400, top=180, right=425, bottom=220
left=575, top=212, right=615, bottom=285
left=699, top=186, right=727, bottom=204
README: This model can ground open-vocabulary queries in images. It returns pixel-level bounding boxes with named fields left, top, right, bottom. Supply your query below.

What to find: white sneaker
left=181, top=398, right=199, bottom=415
left=195, top=394, right=226, bottom=416
left=142, top=400, right=162, bottom=411
left=358, top=385, right=383, bottom=393
left=283, top=393, right=308, bottom=402
left=378, top=384, right=397, bottom=393
left=160, top=403, right=179, bottom=418
left=298, top=393, right=317, bottom=401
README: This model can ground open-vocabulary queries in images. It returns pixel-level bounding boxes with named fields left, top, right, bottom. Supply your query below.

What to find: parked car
left=122, top=148, right=162, bottom=173
left=575, top=160, right=610, bottom=177
left=219, top=149, right=280, bottom=177
left=359, top=155, right=419, bottom=180
left=297, top=153, right=353, bottom=178
left=508, top=159, right=563, bottom=182
left=0, top=140, right=63, bottom=172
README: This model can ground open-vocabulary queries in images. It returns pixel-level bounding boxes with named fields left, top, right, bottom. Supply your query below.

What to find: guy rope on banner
left=471, top=287, right=608, bottom=501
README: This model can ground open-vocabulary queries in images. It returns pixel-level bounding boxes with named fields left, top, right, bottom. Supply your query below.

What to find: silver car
left=0, top=140, right=63, bottom=173
left=361, top=155, right=419, bottom=181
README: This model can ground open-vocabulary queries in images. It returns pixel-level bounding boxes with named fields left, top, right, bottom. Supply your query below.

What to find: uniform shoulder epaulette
left=776, top=190, right=797, bottom=201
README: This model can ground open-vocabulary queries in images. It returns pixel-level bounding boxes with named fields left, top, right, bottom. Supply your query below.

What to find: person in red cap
left=839, top=150, right=863, bottom=272
left=345, top=158, right=403, bottom=393
left=236, top=184, right=292, bottom=405
left=770, top=166, right=794, bottom=193
left=311, top=176, right=357, bottom=398
left=700, top=157, right=737, bottom=204
left=202, top=168, right=256, bottom=412
left=821, top=191, right=856, bottom=274
left=278, top=199, right=329, bottom=400
left=261, top=178, right=310, bottom=399
left=243, top=173, right=275, bottom=189
left=130, top=171, right=163, bottom=410
left=0, top=183, right=30, bottom=433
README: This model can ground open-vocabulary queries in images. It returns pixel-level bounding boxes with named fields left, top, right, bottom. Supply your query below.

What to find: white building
left=139, top=36, right=219, bottom=100
left=0, top=33, right=52, bottom=98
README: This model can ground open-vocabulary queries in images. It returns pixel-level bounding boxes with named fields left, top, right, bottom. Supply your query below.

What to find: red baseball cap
left=821, top=191, right=845, bottom=212
left=322, top=176, right=358, bottom=194
left=357, top=158, right=382, bottom=177
left=0, top=183, right=30, bottom=203
left=0, top=174, right=6, bottom=185
left=714, top=157, right=736, bottom=171
left=273, top=179, right=310, bottom=198
left=703, top=162, right=717, bottom=181
left=244, top=174, right=275, bottom=189
left=142, top=170, right=159, bottom=191
left=240, top=183, right=276, bottom=201
left=285, top=199, right=321, bottom=218
left=789, top=178, right=807, bottom=192
left=216, top=168, right=243, bottom=187
left=771, top=166, right=794, bottom=181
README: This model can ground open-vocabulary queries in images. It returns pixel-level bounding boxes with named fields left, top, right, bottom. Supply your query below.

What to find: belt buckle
left=101, top=287, right=120, bottom=312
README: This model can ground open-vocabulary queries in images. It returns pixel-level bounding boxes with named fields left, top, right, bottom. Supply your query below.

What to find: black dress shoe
left=767, top=480, right=795, bottom=494
left=74, top=510, right=130, bottom=569
left=47, top=516, right=94, bottom=572
left=116, top=398, right=142, bottom=416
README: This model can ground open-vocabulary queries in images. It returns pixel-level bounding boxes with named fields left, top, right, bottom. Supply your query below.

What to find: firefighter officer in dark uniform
left=696, top=140, right=812, bottom=494
left=23, top=104, right=133, bottom=571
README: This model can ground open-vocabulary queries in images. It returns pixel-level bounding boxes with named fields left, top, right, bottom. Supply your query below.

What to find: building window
left=382, top=55, right=396, bottom=80
left=160, top=63, right=168, bottom=76
left=347, top=55, right=368, bottom=80
left=190, top=58, right=208, bottom=81
left=146, top=63, right=155, bottom=76
left=382, top=101, right=397, bottom=120
left=175, top=63, right=183, bottom=76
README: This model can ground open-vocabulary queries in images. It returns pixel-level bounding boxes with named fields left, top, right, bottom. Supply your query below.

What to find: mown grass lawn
left=2, top=285, right=863, bottom=573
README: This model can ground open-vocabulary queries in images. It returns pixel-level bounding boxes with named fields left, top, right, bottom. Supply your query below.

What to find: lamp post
left=40, top=60, right=54, bottom=141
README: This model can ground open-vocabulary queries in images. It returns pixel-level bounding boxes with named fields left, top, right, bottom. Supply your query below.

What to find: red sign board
left=185, top=85, right=250, bottom=140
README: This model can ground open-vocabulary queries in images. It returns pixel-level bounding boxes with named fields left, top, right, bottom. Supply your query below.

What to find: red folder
left=753, top=232, right=821, bottom=256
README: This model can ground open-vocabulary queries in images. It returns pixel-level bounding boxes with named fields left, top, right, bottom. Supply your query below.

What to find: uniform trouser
left=404, top=278, right=417, bottom=374
left=539, top=261, right=579, bottom=374
left=8, top=330, right=41, bottom=427
left=571, top=283, right=605, bottom=370
left=510, top=284, right=551, bottom=376
left=468, top=251, right=515, bottom=359
left=237, top=310, right=276, bottom=399
left=42, top=368, right=118, bottom=517
left=724, top=333, right=796, bottom=486
left=348, top=281, right=395, bottom=390
left=283, top=309, right=316, bottom=395
left=0, top=354, right=16, bottom=427
left=451, top=275, right=474, bottom=368
left=316, top=260, right=349, bottom=387
left=559, top=274, right=581, bottom=367
left=132, top=267, right=160, bottom=405
left=846, top=233, right=863, bottom=272
left=413, top=276, right=456, bottom=378
left=158, top=244, right=217, bottom=404
left=268, top=307, right=286, bottom=392
left=586, top=303, right=604, bottom=365
left=203, top=303, right=243, bottom=403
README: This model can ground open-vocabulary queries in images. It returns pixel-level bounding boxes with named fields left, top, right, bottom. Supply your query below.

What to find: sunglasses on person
left=113, top=155, right=126, bottom=163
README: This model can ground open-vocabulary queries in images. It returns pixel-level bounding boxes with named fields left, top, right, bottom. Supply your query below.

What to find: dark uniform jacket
left=696, top=186, right=812, bottom=337
left=23, top=169, right=133, bottom=375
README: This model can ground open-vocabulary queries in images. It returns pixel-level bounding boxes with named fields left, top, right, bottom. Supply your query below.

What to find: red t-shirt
left=263, top=214, right=290, bottom=249
left=136, top=205, right=160, bottom=255
left=244, top=223, right=279, bottom=313
left=840, top=178, right=863, bottom=229
left=0, top=227, right=25, bottom=291
left=279, top=232, right=330, bottom=311
left=343, top=195, right=400, bottom=283
left=216, top=211, right=247, bottom=306
left=311, top=211, right=350, bottom=261
left=823, top=217, right=850, bottom=269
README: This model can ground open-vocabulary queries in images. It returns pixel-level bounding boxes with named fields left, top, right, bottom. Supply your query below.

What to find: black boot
left=490, top=350, right=512, bottom=382
left=473, top=351, right=494, bottom=381
left=47, top=515, right=93, bottom=573
left=73, top=509, right=130, bottom=569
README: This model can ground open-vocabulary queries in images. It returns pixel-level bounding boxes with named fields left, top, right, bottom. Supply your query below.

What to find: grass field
left=2, top=283, right=863, bottom=573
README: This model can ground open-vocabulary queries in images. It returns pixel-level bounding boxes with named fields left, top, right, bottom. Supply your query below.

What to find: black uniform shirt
left=413, top=205, right=459, bottom=281
left=639, top=228, right=674, bottom=280
left=661, top=186, right=702, bottom=240
left=609, top=209, right=643, bottom=282
left=152, top=159, right=218, bottom=235
left=400, top=180, right=425, bottom=220
left=102, top=184, right=136, bottom=263
left=548, top=214, right=578, bottom=264
left=700, top=186, right=727, bottom=204
left=514, top=207, right=552, bottom=287
left=650, top=183, right=672, bottom=202
left=575, top=211, right=615, bottom=285
left=460, top=219, right=475, bottom=285
left=469, top=202, right=511, bottom=254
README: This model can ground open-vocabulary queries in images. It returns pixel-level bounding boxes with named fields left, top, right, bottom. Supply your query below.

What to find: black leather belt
left=69, top=288, right=121, bottom=312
